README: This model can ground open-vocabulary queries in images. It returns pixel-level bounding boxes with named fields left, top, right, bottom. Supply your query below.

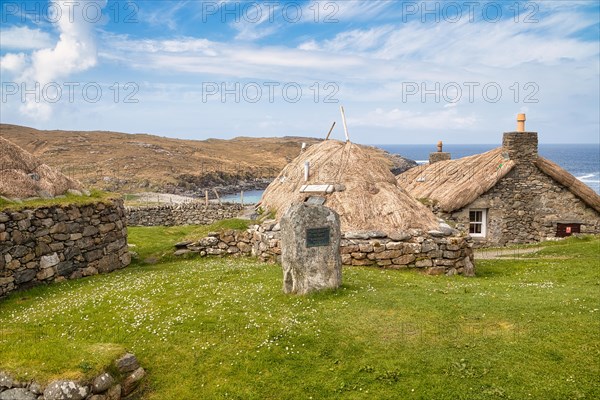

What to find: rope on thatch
left=536, top=157, right=600, bottom=213
left=397, top=148, right=515, bottom=213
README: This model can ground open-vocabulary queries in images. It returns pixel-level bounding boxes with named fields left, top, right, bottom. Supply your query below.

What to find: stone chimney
left=502, top=113, right=538, bottom=164
left=429, top=140, right=451, bottom=164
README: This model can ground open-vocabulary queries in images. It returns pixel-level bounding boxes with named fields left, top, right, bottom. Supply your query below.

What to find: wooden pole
left=213, top=188, right=222, bottom=205
left=325, top=121, right=336, bottom=140
left=241, top=190, right=244, bottom=207
left=205, top=190, right=209, bottom=207
left=340, top=106, right=350, bottom=142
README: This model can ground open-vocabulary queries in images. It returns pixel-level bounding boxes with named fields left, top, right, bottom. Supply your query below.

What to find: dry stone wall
left=126, top=203, right=244, bottom=226
left=0, top=353, right=145, bottom=400
left=176, top=220, right=475, bottom=276
left=445, top=162, right=600, bottom=247
left=0, top=199, right=130, bottom=298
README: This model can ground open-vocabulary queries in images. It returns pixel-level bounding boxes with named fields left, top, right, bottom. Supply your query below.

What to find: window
left=556, top=223, right=580, bottom=237
left=469, top=209, right=487, bottom=237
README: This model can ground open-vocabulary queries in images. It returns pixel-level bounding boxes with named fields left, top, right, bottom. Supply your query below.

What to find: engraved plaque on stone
left=306, top=227, right=330, bottom=248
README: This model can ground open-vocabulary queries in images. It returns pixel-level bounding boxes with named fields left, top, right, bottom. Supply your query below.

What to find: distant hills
left=0, top=124, right=414, bottom=195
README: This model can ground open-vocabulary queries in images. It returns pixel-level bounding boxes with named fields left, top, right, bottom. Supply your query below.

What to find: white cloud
left=0, top=26, right=54, bottom=50
left=4, top=0, right=105, bottom=120
left=0, top=53, right=28, bottom=73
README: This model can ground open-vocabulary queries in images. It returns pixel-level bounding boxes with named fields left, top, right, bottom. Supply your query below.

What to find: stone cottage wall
left=445, top=163, right=600, bottom=247
left=0, top=199, right=130, bottom=298
left=175, top=220, right=475, bottom=276
left=126, top=203, right=244, bottom=226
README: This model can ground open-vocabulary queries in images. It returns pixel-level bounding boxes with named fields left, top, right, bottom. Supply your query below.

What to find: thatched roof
left=536, top=157, right=600, bottom=213
left=0, top=135, right=82, bottom=199
left=397, top=148, right=515, bottom=213
left=259, top=140, right=439, bottom=233
left=398, top=147, right=600, bottom=214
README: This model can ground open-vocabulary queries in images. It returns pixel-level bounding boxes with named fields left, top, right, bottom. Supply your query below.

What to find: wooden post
left=325, top=121, right=336, bottom=140
left=340, top=106, right=350, bottom=142
left=241, top=190, right=244, bottom=207
left=205, top=190, right=209, bottom=207
left=213, top=188, right=222, bottom=205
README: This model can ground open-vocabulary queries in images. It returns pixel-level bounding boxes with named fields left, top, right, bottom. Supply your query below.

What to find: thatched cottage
left=0, top=136, right=83, bottom=200
left=398, top=115, right=600, bottom=246
left=256, top=140, right=475, bottom=275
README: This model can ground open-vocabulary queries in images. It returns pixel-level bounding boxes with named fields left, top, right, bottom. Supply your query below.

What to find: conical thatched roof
left=259, top=140, right=439, bottom=233
left=0, top=135, right=83, bottom=199
left=398, top=148, right=515, bottom=213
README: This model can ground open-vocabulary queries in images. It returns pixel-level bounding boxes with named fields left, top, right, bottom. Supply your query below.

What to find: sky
left=0, top=0, right=599, bottom=144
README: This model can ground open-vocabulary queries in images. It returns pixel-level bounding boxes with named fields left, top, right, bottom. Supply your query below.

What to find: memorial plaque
left=306, top=227, right=330, bottom=248
left=280, top=203, right=342, bottom=295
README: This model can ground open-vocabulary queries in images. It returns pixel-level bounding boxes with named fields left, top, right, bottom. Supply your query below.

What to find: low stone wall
left=0, top=199, right=130, bottom=298
left=175, top=220, right=475, bottom=276
left=0, top=353, right=145, bottom=400
left=126, top=203, right=244, bottom=226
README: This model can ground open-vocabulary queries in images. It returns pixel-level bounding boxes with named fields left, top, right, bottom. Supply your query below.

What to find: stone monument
left=280, top=203, right=342, bottom=295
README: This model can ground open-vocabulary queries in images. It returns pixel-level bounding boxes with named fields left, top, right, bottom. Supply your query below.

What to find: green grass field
left=1, top=227, right=598, bottom=399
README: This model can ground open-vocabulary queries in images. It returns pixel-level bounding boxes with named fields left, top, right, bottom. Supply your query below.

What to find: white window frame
left=469, top=209, right=487, bottom=238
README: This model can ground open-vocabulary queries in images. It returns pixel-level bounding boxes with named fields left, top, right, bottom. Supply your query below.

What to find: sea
left=221, top=143, right=600, bottom=203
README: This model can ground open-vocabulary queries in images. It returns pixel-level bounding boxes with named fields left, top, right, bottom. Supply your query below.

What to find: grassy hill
left=0, top=229, right=598, bottom=399
left=0, top=124, right=410, bottom=195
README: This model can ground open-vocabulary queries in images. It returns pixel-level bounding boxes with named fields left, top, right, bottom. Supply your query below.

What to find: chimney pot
left=437, top=140, right=443, bottom=152
left=517, top=113, right=526, bottom=132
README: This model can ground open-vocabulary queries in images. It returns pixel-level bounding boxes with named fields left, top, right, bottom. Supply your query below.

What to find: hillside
left=0, top=124, right=415, bottom=195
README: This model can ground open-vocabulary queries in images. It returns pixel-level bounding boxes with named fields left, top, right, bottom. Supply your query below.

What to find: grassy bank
left=0, top=190, right=115, bottom=212
left=0, top=229, right=598, bottom=399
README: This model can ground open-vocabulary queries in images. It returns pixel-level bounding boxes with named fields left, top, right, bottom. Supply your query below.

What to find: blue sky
left=1, top=0, right=599, bottom=144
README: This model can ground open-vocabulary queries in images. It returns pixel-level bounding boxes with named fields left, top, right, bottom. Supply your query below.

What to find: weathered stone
left=174, top=241, right=192, bottom=249
left=36, top=267, right=55, bottom=280
left=89, top=395, right=107, bottom=400
left=106, top=385, right=121, bottom=400
left=367, top=231, right=387, bottom=238
left=82, top=266, right=98, bottom=277
left=49, top=222, right=68, bottom=234
left=403, top=243, right=422, bottom=254
left=28, top=382, right=42, bottom=395
left=35, top=242, right=52, bottom=257
left=344, top=231, right=369, bottom=240
left=40, top=253, right=60, bottom=269
left=199, top=236, right=219, bottom=247
left=92, top=373, right=114, bottom=394
left=116, top=353, right=140, bottom=374
left=85, top=249, right=104, bottom=262
left=374, top=250, right=401, bottom=260
left=341, top=254, right=352, bottom=265
left=280, top=204, right=342, bottom=295
left=0, top=388, right=37, bottom=400
left=388, top=231, right=412, bottom=241
left=0, top=371, right=14, bottom=388
left=415, top=259, right=433, bottom=268
left=421, top=240, right=437, bottom=253
left=11, top=245, right=30, bottom=258
left=14, top=269, right=36, bottom=284
left=43, top=380, right=88, bottom=400
left=392, top=254, right=416, bottom=265
left=443, top=250, right=461, bottom=259
left=377, top=259, right=392, bottom=266
left=83, top=226, right=99, bottom=237
left=174, top=249, right=191, bottom=256
left=358, top=243, right=373, bottom=253
left=121, top=368, right=145, bottom=397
